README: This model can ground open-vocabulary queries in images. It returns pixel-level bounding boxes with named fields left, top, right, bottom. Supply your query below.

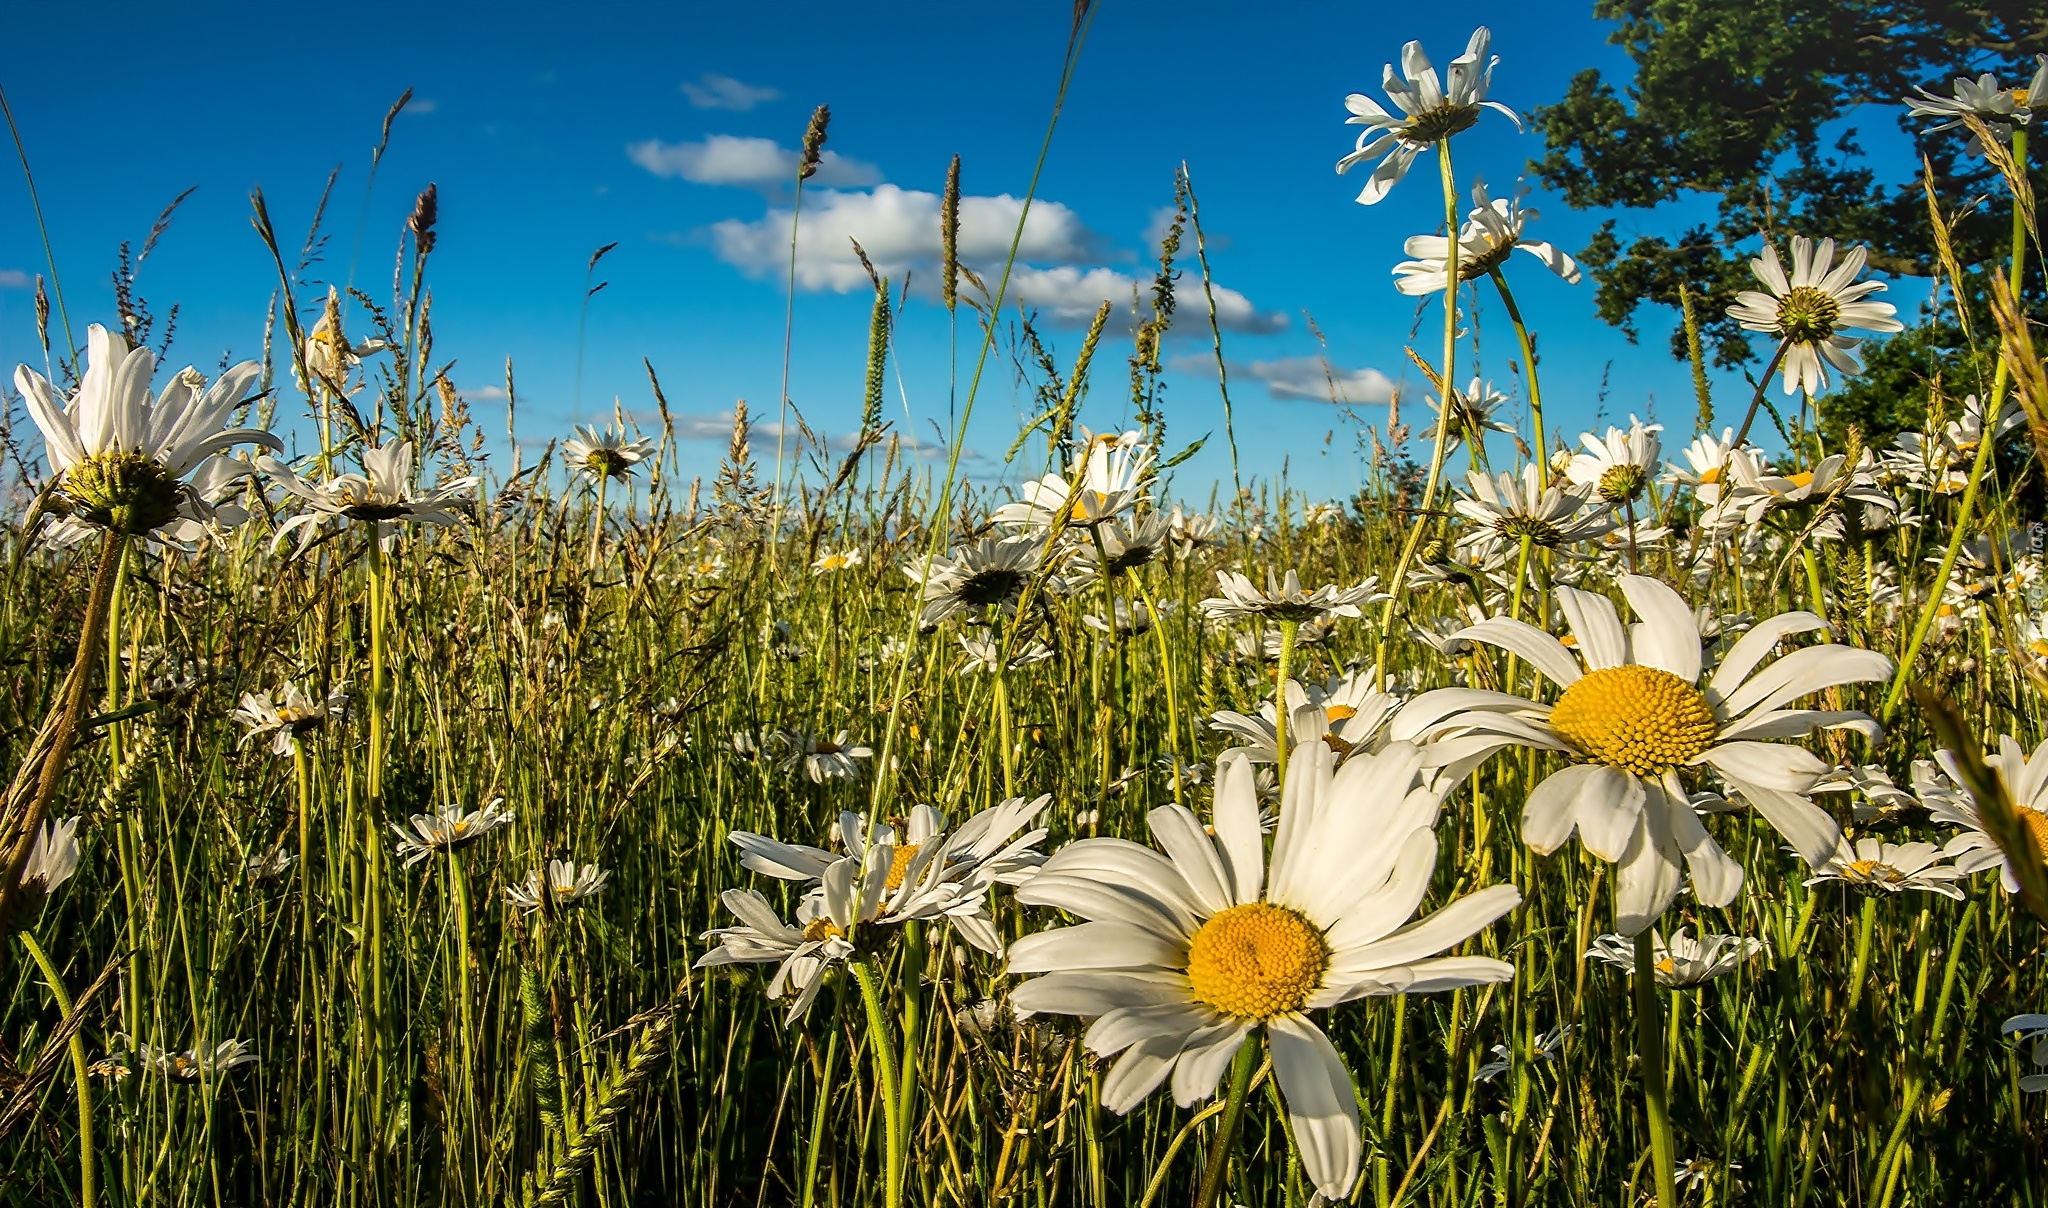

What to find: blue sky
left=0, top=0, right=1916, bottom=503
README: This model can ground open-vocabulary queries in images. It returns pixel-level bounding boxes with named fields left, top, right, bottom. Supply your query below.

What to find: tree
left=1530, top=0, right=2044, bottom=426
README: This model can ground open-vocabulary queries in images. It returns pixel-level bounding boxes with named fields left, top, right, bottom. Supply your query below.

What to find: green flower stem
left=1846, top=895, right=1879, bottom=1013
left=1273, top=618, right=1299, bottom=794
left=993, top=667, right=1017, bottom=799
left=1489, top=267, right=1548, bottom=486
left=849, top=958, right=903, bottom=1208
left=20, top=932, right=94, bottom=1208
left=1376, top=139, right=1462, bottom=684
left=1634, top=930, right=1679, bottom=1208
left=800, top=1011, right=841, bottom=1208
left=1883, top=126, right=2028, bottom=720
left=586, top=472, right=608, bottom=572
left=1195, top=1033, right=1259, bottom=1208
left=0, top=527, right=124, bottom=940
left=897, top=922, right=925, bottom=1183
left=1136, top=575, right=1185, bottom=805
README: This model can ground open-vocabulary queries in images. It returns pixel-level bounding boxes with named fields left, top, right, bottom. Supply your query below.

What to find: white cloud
left=465, top=384, right=508, bottom=401
left=628, top=135, right=880, bottom=190
left=0, top=269, right=30, bottom=289
left=405, top=98, right=438, bottom=115
left=1005, top=267, right=1285, bottom=334
left=668, top=408, right=971, bottom=460
left=707, top=184, right=1100, bottom=291
left=1230, top=356, right=1396, bottom=404
left=682, top=73, right=781, bottom=111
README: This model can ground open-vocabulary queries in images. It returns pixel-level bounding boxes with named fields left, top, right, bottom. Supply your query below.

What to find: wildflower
left=390, top=799, right=515, bottom=867
left=730, top=797, right=1050, bottom=953
left=562, top=424, right=656, bottom=483
left=811, top=547, right=864, bottom=574
left=695, top=857, right=869, bottom=1024
left=1302, top=502, right=1343, bottom=526
left=1407, top=575, right=1891, bottom=933
left=1337, top=27, right=1520, bottom=206
left=993, top=430, right=1152, bottom=529
left=1903, top=57, right=2047, bottom=152
left=300, top=287, right=389, bottom=393
left=1928, top=736, right=2048, bottom=892
left=1393, top=183, right=1579, bottom=294
left=506, top=859, right=611, bottom=912
left=16, top=324, right=281, bottom=536
left=776, top=729, right=873, bottom=783
left=1727, top=235, right=1903, bottom=397
left=1208, top=668, right=1406, bottom=765
left=134, top=1038, right=259, bottom=1082
left=1453, top=466, right=1617, bottom=557
left=233, top=682, right=350, bottom=756
left=263, top=441, right=477, bottom=552
left=1474, top=1024, right=1571, bottom=1082
left=1010, top=745, right=1520, bottom=1200
left=1080, top=512, right=1173, bottom=577
left=1805, top=837, right=1964, bottom=899
left=1673, top=1157, right=1739, bottom=1189
left=244, top=845, right=296, bottom=884
left=1425, top=379, right=1518, bottom=452
left=1584, top=928, right=1768, bottom=988
left=2003, top=1014, right=2048, bottom=1092
left=1811, top=762, right=1918, bottom=822
left=1085, top=598, right=1172, bottom=637
left=1199, top=569, right=1387, bottom=625
left=1564, top=419, right=1661, bottom=506
left=958, top=630, right=1055, bottom=674
left=1721, top=451, right=1893, bottom=532
left=16, top=816, right=81, bottom=909
left=1887, top=393, right=2026, bottom=494
left=906, top=535, right=1047, bottom=627
left=1168, top=506, right=1223, bottom=549
left=1663, top=428, right=1761, bottom=510
left=688, top=552, right=726, bottom=579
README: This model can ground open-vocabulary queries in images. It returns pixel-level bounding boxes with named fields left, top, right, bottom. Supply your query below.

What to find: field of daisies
left=4, top=20, right=2048, bottom=1208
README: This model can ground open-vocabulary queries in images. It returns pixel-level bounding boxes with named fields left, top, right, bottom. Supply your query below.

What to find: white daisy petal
left=1268, top=1013, right=1363, bottom=1200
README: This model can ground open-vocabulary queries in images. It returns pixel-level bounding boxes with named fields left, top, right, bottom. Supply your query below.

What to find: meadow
left=3, top=16, right=2048, bottom=1208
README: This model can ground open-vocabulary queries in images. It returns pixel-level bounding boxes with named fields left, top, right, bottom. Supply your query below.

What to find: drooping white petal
left=1555, top=586, right=1630, bottom=670
left=1147, top=804, right=1234, bottom=916
left=1453, top=616, right=1584, bottom=688
left=1268, top=1013, right=1363, bottom=1200
left=1170, top=1022, right=1252, bottom=1107
left=1613, top=806, right=1684, bottom=936
left=1209, top=757, right=1267, bottom=905
left=1618, top=575, right=1703, bottom=683
left=1008, top=921, right=1186, bottom=974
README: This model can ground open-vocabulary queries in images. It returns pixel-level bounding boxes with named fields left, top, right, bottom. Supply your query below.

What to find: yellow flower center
left=1548, top=665, right=1718, bottom=777
left=1775, top=285, right=1842, bottom=345
left=1185, top=903, right=1328, bottom=1020
left=63, top=451, right=184, bottom=534
left=1325, top=705, right=1357, bottom=723
left=1696, top=466, right=1724, bottom=485
left=1598, top=464, right=1647, bottom=503
left=1654, top=956, right=1678, bottom=976
left=1785, top=471, right=1815, bottom=490
left=2028, top=639, right=2048, bottom=661
left=2018, top=810, right=2048, bottom=869
left=802, top=917, right=843, bottom=943
left=885, top=843, right=922, bottom=892
left=1844, top=858, right=1906, bottom=885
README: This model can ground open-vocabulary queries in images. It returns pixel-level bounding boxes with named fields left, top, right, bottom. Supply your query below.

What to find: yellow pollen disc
left=802, top=917, right=843, bottom=943
left=1845, top=858, right=1905, bottom=885
left=1184, top=903, right=1328, bottom=1020
left=1548, top=665, right=1718, bottom=777
left=1786, top=471, right=1814, bottom=489
left=885, top=844, right=921, bottom=891
left=1697, top=466, right=1723, bottom=485
left=2015, top=87, right=2032, bottom=107
left=1654, top=956, right=1677, bottom=975
left=1325, top=705, right=1357, bottom=723
left=2017, top=810, right=2048, bottom=868
left=1321, top=733, right=1356, bottom=755
left=2029, top=640, right=2048, bottom=660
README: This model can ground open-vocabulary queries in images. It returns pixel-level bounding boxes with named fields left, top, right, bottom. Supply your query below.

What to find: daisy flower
left=1804, top=837, right=1964, bottom=899
left=1903, top=56, right=2046, bottom=152
left=775, top=729, right=873, bottom=783
left=134, top=1038, right=259, bottom=1083
left=233, top=681, right=351, bottom=756
left=1168, top=506, right=1223, bottom=550
left=811, top=547, right=864, bottom=574
left=2002, top=1014, right=2048, bottom=1092
left=906, top=535, right=1049, bottom=627
left=1726, top=236, right=1903, bottom=397
left=1928, top=736, right=2048, bottom=892
left=1009, top=744, right=1520, bottom=1199
left=993, top=430, right=1152, bottom=530
left=1564, top=419, right=1662, bottom=506
left=299, top=286, right=390, bottom=394
left=1337, top=27, right=1521, bottom=206
left=1663, top=428, right=1761, bottom=511
left=1079, top=512, right=1173, bottom=577
left=1085, top=598, right=1172, bottom=637
left=1405, top=575, right=1891, bottom=933
left=695, top=854, right=875, bottom=1024
left=1474, top=1024, right=1571, bottom=1082
left=17, top=323, right=282, bottom=537
left=957, top=630, right=1055, bottom=674
left=506, top=859, right=612, bottom=912
left=390, top=799, right=516, bottom=867
left=1199, top=569, right=1388, bottom=625
left=729, top=797, right=1050, bottom=954
left=1392, top=183, right=1580, bottom=294
left=1452, top=466, right=1618, bottom=558
left=1424, top=379, right=1518, bottom=453
left=15, top=816, right=81, bottom=910
left=262, top=441, right=477, bottom=552
left=562, top=424, right=656, bottom=483
left=1584, top=927, right=1768, bottom=988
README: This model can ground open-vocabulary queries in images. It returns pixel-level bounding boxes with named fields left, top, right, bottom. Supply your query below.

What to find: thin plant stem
left=1635, top=929, right=1679, bottom=1208
left=20, top=932, right=94, bottom=1208
left=850, top=958, right=903, bottom=1208
left=1489, top=267, right=1549, bottom=487
left=1195, top=1034, right=1259, bottom=1208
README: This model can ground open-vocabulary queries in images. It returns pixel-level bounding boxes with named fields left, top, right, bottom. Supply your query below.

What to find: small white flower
left=811, top=547, right=864, bottom=575
left=777, top=730, right=873, bottom=784
left=1393, top=183, right=1579, bottom=294
left=1453, top=466, right=1618, bottom=557
left=562, top=424, right=655, bottom=483
left=262, top=441, right=478, bottom=552
left=1199, top=569, right=1388, bottom=625
left=506, top=859, right=611, bottom=912
left=233, top=682, right=351, bottom=756
left=390, top=799, right=515, bottom=866
left=1805, top=836, right=1964, bottom=899
left=1903, top=57, right=2046, bottom=153
left=1337, top=27, right=1521, bottom=206
left=1727, top=236, right=1904, bottom=397
left=17, top=816, right=81, bottom=906
left=1564, top=419, right=1661, bottom=506
left=2002, top=1013, right=2048, bottom=1093
left=1584, top=928, right=1769, bottom=988
left=958, top=630, right=1055, bottom=674
left=132, top=1037, right=259, bottom=1083
left=993, top=430, right=1152, bottom=530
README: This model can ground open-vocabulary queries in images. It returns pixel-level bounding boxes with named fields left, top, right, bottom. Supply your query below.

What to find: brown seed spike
left=799, top=105, right=831, bottom=180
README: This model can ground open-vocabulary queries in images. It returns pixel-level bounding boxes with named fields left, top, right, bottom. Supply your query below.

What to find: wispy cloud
left=1194, top=355, right=1396, bottom=403
left=628, top=135, right=881, bottom=191
left=668, top=408, right=975, bottom=460
left=0, top=269, right=31, bottom=289
left=682, top=73, right=781, bottom=112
